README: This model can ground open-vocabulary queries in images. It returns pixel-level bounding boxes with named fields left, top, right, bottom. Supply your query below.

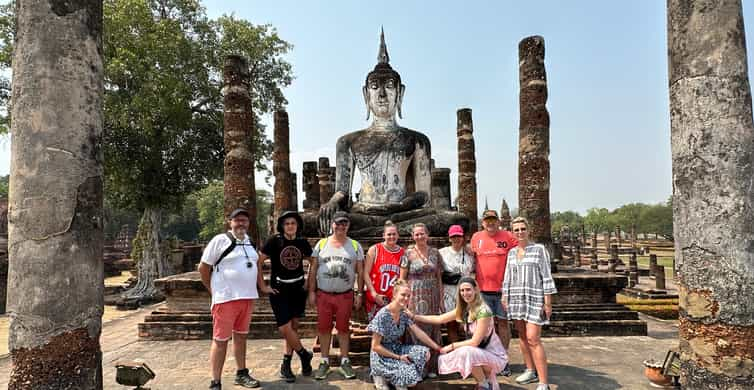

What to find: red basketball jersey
left=366, top=244, right=404, bottom=306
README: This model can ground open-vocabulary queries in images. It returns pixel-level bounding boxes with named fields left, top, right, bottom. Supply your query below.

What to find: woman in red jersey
left=364, top=221, right=405, bottom=321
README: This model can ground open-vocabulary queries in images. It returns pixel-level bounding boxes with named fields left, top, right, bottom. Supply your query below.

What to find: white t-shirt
left=201, top=232, right=259, bottom=308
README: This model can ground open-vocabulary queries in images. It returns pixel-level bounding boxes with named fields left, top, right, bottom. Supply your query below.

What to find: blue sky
left=2, top=1, right=754, bottom=214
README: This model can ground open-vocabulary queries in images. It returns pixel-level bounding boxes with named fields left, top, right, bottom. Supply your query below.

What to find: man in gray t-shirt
left=307, top=211, right=364, bottom=380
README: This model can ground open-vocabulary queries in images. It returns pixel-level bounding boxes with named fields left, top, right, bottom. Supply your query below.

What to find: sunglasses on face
left=513, top=227, right=527, bottom=233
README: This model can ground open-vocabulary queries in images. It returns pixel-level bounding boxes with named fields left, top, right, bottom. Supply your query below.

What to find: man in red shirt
left=470, top=209, right=518, bottom=376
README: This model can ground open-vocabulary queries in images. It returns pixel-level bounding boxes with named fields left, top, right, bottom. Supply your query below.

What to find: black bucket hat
left=277, top=210, right=304, bottom=236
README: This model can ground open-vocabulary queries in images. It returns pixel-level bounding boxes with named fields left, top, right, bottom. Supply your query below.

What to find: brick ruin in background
left=456, top=108, right=478, bottom=232
left=273, top=110, right=293, bottom=218
left=222, top=55, right=258, bottom=241
left=517, top=35, right=552, bottom=250
left=302, top=161, right=320, bottom=211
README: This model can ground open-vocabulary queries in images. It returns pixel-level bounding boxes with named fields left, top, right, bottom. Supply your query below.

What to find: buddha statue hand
left=318, top=192, right=347, bottom=234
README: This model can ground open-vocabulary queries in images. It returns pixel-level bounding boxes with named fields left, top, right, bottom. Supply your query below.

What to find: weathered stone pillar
left=457, top=108, right=478, bottom=231
left=290, top=172, right=298, bottom=211
left=302, top=161, right=320, bottom=211
left=670, top=1, right=754, bottom=386
left=518, top=36, right=551, bottom=249
left=628, top=252, right=639, bottom=287
left=604, top=230, right=611, bottom=252
left=431, top=167, right=451, bottom=210
left=273, top=110, right=293, bottom=217
left=500, top=199, right=512, bottom=231
left=649, top=254, right=659, bottom=277
left=616, top=225, right=622, bottom=248
left=655, top=266, right=666, bottom=290
left=592, top=231, right=598, bottom=249
left=8, top=1, right=104, bottom=387
left=223, top=55, right=258, bottom=241
left=318, top=157, right=335, bottom=206
left=590, top=251, right=599, bottom=271
left=574, top=245, right=582, bottom=266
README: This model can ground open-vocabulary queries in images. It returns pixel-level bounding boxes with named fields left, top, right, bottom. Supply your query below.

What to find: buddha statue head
left=363, top=28, right=406, bottom=121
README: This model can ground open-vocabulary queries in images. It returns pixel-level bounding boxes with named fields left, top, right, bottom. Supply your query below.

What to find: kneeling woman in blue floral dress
left=367, top=279, right=443, bottom=390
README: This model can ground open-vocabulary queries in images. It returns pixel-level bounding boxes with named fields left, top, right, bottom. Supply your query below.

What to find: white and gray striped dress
left=501, top=243, right=557, bottom=325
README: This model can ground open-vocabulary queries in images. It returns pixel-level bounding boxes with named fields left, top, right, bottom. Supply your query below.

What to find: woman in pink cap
left=438, top=224, right=475, bottom=342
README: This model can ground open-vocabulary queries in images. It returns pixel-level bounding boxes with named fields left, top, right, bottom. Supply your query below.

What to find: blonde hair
left=391, top=279, right=410, bottom=300
left=511, top=216, right=529, bottom=228
left=455, top=279, right=484, bottom=322
left=411, top=223, right=428, bottom=234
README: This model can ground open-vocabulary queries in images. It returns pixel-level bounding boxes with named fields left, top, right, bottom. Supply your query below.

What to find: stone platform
left=140, top=265, right=646, bottom=341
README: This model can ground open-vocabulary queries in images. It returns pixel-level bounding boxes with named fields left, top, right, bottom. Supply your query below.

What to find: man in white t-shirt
left=199, top=208, right=261, bottom=389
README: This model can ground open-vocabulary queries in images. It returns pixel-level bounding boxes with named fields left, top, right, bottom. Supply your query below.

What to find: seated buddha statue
left=315, top=30, right=469, bottom=237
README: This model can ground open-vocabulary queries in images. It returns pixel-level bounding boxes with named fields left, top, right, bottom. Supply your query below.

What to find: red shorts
left=211, top=299, right=253, bottom=341
left=316, top=290, right=353, bottom=334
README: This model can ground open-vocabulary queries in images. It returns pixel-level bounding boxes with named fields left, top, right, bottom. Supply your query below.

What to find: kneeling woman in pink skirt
left=410, top=276, right=507, bottom=390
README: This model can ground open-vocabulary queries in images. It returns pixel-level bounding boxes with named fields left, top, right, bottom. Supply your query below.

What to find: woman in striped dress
left=502, top=217, right=557, bottom=390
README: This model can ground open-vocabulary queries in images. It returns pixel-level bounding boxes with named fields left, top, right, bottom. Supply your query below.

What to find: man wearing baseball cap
left=470, top=209, right=518, bottom=376
left=199, top=208, right=262, bottom=389
left=307, top=210, right=365, bottom=381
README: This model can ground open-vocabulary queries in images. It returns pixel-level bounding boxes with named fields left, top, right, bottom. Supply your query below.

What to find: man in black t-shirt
left=258, top=211, right=314, bottom=383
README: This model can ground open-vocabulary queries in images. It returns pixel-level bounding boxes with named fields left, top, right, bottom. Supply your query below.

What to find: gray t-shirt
left=312, top=236, right=364, bottom=293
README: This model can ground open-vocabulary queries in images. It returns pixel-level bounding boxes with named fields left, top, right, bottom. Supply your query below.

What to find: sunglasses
left=513, top=227, right=527, bottom=233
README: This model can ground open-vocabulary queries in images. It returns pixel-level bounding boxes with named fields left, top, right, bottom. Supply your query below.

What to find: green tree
left=584, top=207, right=612, bottom=235
left=550, top=210, right=583, bottom=240
left=193, top=180, right=273, bottom=242
left=0, top=174, right=7, bottom=198
left=101, top=0, right=292, bottom=300
left=639, top=200, right=673, bottom=240
left=0, top=1, right=14, bottom=134
left=611, top=202, right=647, bottom=235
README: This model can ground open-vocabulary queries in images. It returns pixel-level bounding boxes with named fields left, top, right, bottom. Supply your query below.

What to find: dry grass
left=617, top=294, right=679, bottom=320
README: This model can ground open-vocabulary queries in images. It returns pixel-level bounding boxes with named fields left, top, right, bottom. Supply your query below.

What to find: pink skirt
left=438, top=333, right=507, bottom=390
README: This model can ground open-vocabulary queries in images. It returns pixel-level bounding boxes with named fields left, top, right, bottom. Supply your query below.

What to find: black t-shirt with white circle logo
left=262, top=235, right=313, bottom=285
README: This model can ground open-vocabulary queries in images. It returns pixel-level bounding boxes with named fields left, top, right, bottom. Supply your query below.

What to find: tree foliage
left=554, top=200, right=673, bottom=240
left=103, top=0, right=292, bottom=213
left=0, top=1, right=14, bottom=134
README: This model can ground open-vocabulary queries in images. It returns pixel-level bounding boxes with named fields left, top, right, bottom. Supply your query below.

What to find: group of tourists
left=198, top=207, right=557, bottom=390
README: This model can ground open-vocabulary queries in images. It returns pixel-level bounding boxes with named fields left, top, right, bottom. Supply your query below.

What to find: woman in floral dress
left=367, top=279, right=442, bottom=390
left=399, top=223, right=443, bottom=377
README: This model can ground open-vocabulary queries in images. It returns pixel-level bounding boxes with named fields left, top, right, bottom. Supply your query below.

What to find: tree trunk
left=669, top=0, right=754, bottom=388
left=8, top=0, right=104, bottom=388
left=123, top=206, right=172, bottom=302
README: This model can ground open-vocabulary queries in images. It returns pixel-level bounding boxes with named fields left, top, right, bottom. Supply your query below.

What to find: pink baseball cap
left=448, top=225, right=464, bottom=237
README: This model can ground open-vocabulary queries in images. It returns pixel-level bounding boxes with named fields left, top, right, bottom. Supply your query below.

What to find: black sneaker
left=498, top=363, right=512, bottom=377
left=297, top=348, right=314, bottom=376
left=234, top=368, right=260, bottom=388
left=280, top=355, right=296, bottom=383
left=208, top=379, right=221, bottom=389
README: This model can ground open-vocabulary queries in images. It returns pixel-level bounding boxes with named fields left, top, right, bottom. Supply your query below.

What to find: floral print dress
left=367, top=307, right=429, bottom=386
left=401, top=246, right=443, bottom=373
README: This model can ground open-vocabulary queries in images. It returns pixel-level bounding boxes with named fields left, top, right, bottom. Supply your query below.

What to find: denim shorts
left=480, top=291, right=507, bottom=319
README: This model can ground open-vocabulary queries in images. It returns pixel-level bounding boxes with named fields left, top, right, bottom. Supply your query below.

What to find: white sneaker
left=372, top=375, right=388, bottom=390
left=426, top=372, right=438, bottom=379
left=515, top=369, right=538, bottom=384
left=535, top=384, right=551, bottom=390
